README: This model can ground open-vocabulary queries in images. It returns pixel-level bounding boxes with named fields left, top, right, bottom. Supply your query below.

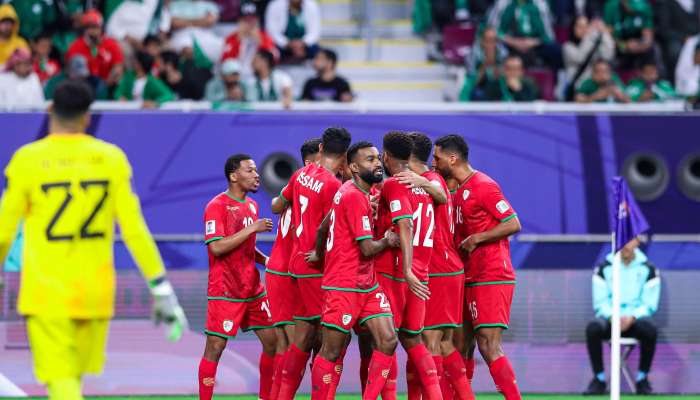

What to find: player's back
left=7, top=134, right=135, bottom=318
left=283, top=163, right=341, bottom=276
left=422, top=171, right=461, bottom=274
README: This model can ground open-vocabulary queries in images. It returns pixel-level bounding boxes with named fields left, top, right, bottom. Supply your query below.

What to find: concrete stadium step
left=337, top=61, right=447, bottom=80
left=320, top=38, right=427, bottom=62
left=319, top=0, right=409, bottom=20
left=322, top=19, right=414, bottom=39
left=352, top=80, right=446, bottom=102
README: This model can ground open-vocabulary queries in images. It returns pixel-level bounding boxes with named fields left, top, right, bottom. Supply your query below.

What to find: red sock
left=433, top=355, right=452, bottom=400
left=259, top=352, right=275, bottom=400
left=360, top=356, right=371, bottom=394
left=464, top=358, right=475, bottom=382
left=406, top=359, right=422, bottom=400
left=270, top=353, right=285, bottom=400
left=380, top=354, right=397, bottom=400
left=278, top=344, right=311, bottom=400
left=311, top=356, right=335, bottom=400
left=444, top=351, right=474, bottom=400
left=488, top=356, right=521, bottom=400
left=327, top=348, right=346, bottom=400
left=363, top=350, right=393, bottom=400
left=198, top=358, right=218, bottom=400
left=407, top=344, right=442, bottom=400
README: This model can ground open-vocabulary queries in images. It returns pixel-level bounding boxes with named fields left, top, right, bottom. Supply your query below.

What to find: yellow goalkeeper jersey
left=0, top=133, right=165, bottom=318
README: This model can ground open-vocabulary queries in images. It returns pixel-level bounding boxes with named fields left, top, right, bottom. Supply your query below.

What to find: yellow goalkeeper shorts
left=26, top=316, right=109, bottom=383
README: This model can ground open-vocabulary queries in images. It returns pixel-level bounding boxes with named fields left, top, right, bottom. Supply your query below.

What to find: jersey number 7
left=41, top=180, right=109, bottom=241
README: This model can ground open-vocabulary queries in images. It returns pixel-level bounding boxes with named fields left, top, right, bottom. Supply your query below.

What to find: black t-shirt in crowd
left=301, top=76, right=352, bottom=102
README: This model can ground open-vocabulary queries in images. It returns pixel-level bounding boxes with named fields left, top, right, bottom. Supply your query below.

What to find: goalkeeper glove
left=149, top=277, right=189, bottom=342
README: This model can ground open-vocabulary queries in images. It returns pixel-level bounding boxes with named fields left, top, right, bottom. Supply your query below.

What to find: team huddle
left=199, top=129, right=523, bottom=400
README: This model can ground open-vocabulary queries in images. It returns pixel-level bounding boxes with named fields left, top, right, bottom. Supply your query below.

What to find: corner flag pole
left=610, top=232, right=621, bottom=400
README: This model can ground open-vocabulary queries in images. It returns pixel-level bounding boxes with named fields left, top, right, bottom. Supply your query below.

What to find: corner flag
left=612, top=177, right=650, bottom=252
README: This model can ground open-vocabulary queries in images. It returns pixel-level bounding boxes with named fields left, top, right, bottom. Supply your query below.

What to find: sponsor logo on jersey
left=496, top=200, right=510, bottom=214
left=206, top=220, right=216, bottom=234
left=297, top=171, right=324, bottom=194
left=390, top=200, right=401, bottom=212
left=342, top=314, right=352, bottom=326
left=463, top=190, right=470, bottom=200
left=223, top=320, right=234, bottom=332
left=362, top=216, right=371, bottom=231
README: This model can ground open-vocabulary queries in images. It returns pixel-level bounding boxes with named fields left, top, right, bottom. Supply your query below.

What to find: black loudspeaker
left=622, top=153, right=669, bottom=201
left=677, top=153, right=700, bottom=202
left=260, top=152, right=299, bottom=196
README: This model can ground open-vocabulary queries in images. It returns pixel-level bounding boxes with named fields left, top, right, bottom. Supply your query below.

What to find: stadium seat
left=443, top=24, right=477, bottom=64
left=526, top=68, right=556, bottom=101
left=607, top=337, right=639, bottom=392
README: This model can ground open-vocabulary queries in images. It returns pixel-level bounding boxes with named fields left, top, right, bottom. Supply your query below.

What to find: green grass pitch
left=11, top=394, right=700, bottom=400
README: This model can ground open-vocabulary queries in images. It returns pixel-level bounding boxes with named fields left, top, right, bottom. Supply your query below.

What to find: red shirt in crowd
left=66, top=36, right=124, bottom=81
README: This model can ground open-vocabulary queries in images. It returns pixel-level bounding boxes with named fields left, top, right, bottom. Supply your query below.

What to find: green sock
left=48, top=378, right=83, bottom=400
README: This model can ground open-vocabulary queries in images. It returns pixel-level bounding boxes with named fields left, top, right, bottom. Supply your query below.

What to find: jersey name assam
left=422, top=171, right=463, bottom=275
left=204, top=193, right=264, bottom=300
left=281, top=163, right=341, bottom=276
left=322, top=180, right=377, bottom=291
left=374, top=177, right=434, bottom=281
left=266, top=207, right=293, bottom=274
left=452, top=171, right=516, bottom=283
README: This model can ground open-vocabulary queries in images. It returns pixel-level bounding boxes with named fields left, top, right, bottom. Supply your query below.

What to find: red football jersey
left=266, top=207, right=293, bottom=274
left=281, top=163, right=342, bottom=276
left=374, top=176, right=434, bottom=281
left=452, top=171, right=517, bottom=283
left=204, top=193, right=264, bottom=300
left=322, top=181, right=377, bottom=291
left=422, top=171, right=462, bottom=275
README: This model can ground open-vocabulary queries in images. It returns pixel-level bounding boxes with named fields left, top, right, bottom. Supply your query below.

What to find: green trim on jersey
left=204, top=329, right=235, bottom=339
left=398, top=326, right=424, bottom=335
left=355, top=235, right=373, bottom=241
left=265, top=268, right=290, bottom=276
left=474, top=323, right=509, bottom=331
left=352, top=179, right=370, bottom=195
left=423, top=323, right=463, bottom=331
left=500, top=214, right=518, bottom=223
left=242, top=324, right=275, bottom=332
left=293, top=315, right=322, bottom=321
left=290, top=272, right=324, bottom=279
left=273, top=321, right=296, bottom=327
left=359, top=313, right=393, bottom=325
left=392, top=215, right=412, bottom=223
left=204, top=236, right=223, bottom=245
left=225, top=192, right=247, bottom=203
left=207, top=291, right=266, bottom=302
left=428, top=270, right=465, bottom=277
left=466, top=281, right=516, bottom=287
left=321, top=322, right=351, bottom=334
left=278, top=191, right=288, bottom=204
left=379, top=273, right=428, bottom=284
left=321, top=283, right=379, bottom=293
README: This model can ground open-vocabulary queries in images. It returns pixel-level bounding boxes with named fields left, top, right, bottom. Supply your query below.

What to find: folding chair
left=607, top=337, right=639, bottom=391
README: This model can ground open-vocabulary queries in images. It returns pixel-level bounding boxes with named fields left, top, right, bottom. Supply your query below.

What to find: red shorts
left=464, top=283, right=515, bottom=331
left=378, top=273, right=426, bottom=334
left=321, top=285, right=393, bottom=333
left=291, top=276, right=324, bottom=321
left=205, top=294, right=274, bottom=339
left=265, top=271, right=296, bottom=326
left=424, top=274, right=465, bottom=330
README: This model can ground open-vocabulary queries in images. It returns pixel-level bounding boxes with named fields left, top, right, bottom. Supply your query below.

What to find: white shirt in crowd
left=244, top=70, right=293, bottom=102
left=675, top=35, right=700, bottom=97
left=0, top=72, right=44, bottom=107
left=265, top=0, right=321, bottom=47
left=106, top=0, right=169, bottom=41
left=168, top=0, right=223, bottom=63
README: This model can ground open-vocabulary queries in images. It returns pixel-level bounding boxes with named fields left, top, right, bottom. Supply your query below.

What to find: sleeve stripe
left=500, top=214, right=518, bottom=223
left=278, top=191, right=288, bottom=204
left=392, top=215, right=412, bottom=222
left=355, top=235, right=373, bottom=241
left=204, top=236, right=223, bottom=245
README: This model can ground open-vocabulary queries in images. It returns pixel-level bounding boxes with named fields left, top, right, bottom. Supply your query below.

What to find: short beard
left=360, top=170, right=383, bottom=184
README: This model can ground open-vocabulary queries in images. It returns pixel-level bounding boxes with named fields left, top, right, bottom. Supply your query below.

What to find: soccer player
left=270, top=127, right=352, bottom=400
left=432, top=134, right=522, bottom=400
left=0, top=80, right=187, bottom=400
left=397, top=132, right=475, bottom=400
left=306, top=141, right=399, bottom=400
left=266, top=138, right=321, bottom=399
left=374, top=131, right=441, bottom=400
left=199, top=154, right=276, bottom=400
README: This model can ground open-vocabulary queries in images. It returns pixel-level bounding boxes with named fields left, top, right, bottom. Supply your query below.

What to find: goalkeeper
left=0, top=80, right=187, bottom=400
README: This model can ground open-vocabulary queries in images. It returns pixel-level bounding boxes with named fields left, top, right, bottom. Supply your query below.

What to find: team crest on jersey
left=334, top=191, right=342, bottom=204
left=390, top=200, right=401, bottom=212
left=496, top=200, right=510, bottom=214
left=463, top=190, right=470, bottom=200
left=342, top=314, right=352, bottom=326
left=222, top=320, right=234, bottom=332
left=362, top=216, right=371, bottom=231
left=249, top=203, right=257, bottom=214
left=206, top=220, right=216, bottom=234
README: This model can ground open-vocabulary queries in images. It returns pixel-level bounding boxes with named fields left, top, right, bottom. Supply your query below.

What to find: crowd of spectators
left=422, top=0, right=700, bottom=103
left=0, top=0, right=351, bottom=108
